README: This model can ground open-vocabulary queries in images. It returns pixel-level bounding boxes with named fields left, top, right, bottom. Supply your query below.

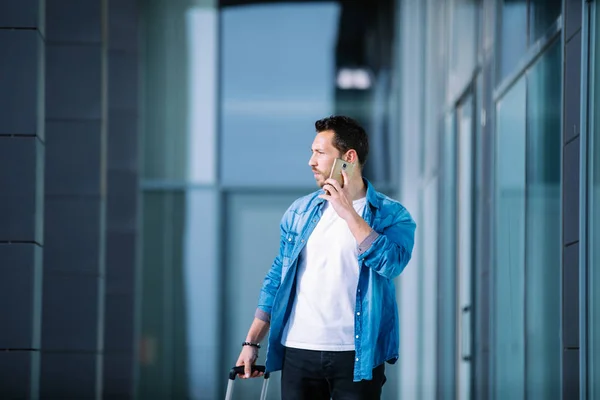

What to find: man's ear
left=344, top=150, right=359, bottom=164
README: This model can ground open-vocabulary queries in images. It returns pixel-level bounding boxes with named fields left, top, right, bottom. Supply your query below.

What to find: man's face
left=308, top=130, right=342, bottom=188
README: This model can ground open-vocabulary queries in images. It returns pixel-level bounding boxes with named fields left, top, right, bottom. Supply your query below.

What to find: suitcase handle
left=229, top=365, right=270, bottom=380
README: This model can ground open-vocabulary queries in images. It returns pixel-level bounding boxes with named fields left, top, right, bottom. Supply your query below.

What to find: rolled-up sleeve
left=357, top=207, right=416, bottom=280
left=357, top=229, right=380, bottom=255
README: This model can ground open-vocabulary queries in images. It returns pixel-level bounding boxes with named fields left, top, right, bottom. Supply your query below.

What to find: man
left=236, top=116, right=416, bottom=399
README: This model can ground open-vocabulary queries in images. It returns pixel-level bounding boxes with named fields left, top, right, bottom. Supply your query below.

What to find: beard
left=312, top=169, right=328, bottom=187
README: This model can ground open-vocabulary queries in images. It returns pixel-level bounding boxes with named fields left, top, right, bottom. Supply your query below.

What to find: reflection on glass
left=494, top=78, right=526, bottom=400
left=439, top=112, right=457, bottom=400
left=138, top=189, right=222, bottom=398
left=220, top=3, right=339, bottom=188
left=525, top=39, right=561, bottom=399
left=529, top=0, right=561, bottom=44
left=139, top=192, right=182, bottom=398
left=448, top=0, right=478, bottom=95
left=142, top=3, right=219, bottom=183
left=497, top=0, right=527, bottom=82
left=456, top=95, right=474, bottom=400
left=220, top=2, right=397, bottom=188
left=590, top=5, right=600, bottom=398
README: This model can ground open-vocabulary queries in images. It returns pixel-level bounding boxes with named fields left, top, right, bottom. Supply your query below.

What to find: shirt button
left=356, top=358, right=359, bottom=361
left=356, top=335, right=359, bottom=339
left=356, top=312, right=360, bottom=316
left=288, top=237, right=292, bottom=242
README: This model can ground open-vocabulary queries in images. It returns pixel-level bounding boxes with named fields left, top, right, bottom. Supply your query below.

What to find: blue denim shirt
left=255, top=179, right=416, bottom=382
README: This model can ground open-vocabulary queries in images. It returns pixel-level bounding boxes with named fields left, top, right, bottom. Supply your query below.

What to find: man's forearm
left=347, top=211, right=378, bottom=247
left=245, top=317, right=271, bottom=344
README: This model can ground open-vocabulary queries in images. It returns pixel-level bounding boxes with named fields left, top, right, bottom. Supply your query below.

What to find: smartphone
left=328, top=158, right=355, bottom=188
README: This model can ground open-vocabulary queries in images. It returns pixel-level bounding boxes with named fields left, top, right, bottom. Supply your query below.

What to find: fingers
left=318, top=192, right=331, bottom=200
left=235, top=357, right=253, bottom=379
left=324, top=178, right=342, bottom=192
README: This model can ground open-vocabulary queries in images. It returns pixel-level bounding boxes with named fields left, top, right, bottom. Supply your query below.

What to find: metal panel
left=40, top=353, right=99, bottom=398
left=0, top=0, right=42, bottom=28
left=43, top=197, right=102, bottom=274
left=0, top=351, right=39, bottom=398
left=45, top=0, right=102, bottom=44
left=46, top=45, right=103, bottom=120
left=41, top=273, right=101, bottom=351
left=108, top=51, right=138, bottom=111
left=0, top=244, right=42, bottom=349
left=0, top=30, right=43, bottom=136
left=565, top=0, right=582, bottom=40
left=107, top=111, right=139, bottom=170
left=564, top=137, right=581, bottom=245
left=45, top=121, right=103, bottom=196
left=565, top=31, right=582, bottom=144
left=563, top=243, right=580, bottom=349
left=0, top=137, right=43, bottom=243
left=563, top=348, right=580, bottom=398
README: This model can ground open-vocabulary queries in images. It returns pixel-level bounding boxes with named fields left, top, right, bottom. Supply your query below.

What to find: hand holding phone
left=325, top=159, right=355, bottom=194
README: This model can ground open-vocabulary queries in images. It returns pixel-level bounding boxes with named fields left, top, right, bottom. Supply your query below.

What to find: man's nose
left=308, top=154, right=316, bottom=166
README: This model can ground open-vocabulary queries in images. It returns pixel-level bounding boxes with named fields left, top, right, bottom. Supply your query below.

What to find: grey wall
left=41, top=0, right=107, bottom=397
left=103, top=0, right=140, bottom=398
left=0, top=0, right=140, bottom=398
left=0, top=0, right=46, bottom=398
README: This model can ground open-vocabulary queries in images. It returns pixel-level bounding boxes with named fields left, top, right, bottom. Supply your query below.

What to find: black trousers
left=281, top=347, right=386, bottom=400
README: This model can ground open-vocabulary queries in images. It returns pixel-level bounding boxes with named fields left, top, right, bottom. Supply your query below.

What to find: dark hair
left=314, top=115, right=369, bottom=166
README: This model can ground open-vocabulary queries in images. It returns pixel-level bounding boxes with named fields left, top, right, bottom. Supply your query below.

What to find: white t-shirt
left=281, top=197, right=367, bottom=351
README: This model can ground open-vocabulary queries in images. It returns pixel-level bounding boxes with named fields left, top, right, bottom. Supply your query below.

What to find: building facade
left=1, top=0, right=600, bottom=399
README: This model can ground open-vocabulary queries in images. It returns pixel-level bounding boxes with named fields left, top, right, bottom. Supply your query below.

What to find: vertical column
left=103, top=0, right=140, bottom=398
left=397, top=1, right=425, bottom=399
left=0, top=1, right=45, bottom=398
left=562, top=0, right=582, bottom=398
left=41, top=0, right=108, bottom=398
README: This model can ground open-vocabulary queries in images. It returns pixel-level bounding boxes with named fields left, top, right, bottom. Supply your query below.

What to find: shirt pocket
left=282, top=232, right=298, bottom=259
left=281, top=232, right=298, bottom=282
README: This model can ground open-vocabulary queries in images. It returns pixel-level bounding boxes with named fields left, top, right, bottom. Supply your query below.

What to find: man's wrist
left=347, top=212, right=372, bottom=243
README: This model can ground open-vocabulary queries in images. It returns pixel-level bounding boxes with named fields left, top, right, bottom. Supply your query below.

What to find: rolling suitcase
left=225, top=365, right=270, bottom=400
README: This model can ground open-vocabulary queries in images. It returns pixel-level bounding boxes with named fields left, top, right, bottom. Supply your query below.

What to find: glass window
left=497, top=0, right=527, bottom=83
left=448, top=0, right=479, bottom=96
left=493, top=77, right=526, bottom=400
left=493, top=40, right=562, bottom=400
left=138, top=191, right=171, bottom=398
left=438, top=111, right=457, bottom=399
left=524, top=39, right=561, bottom=399
left=589, top=4, right=600, bottom=398
left=138, top=189, right=221, bottom=398
left=220, top=3, right=339, bottom=188
left=529, top=0, right=561, bottom=44
left=142, top=4, right=219, bottom=183
left=220, top=2, right=398, bottom=188
left=424, top=0, right=446, bottom=177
